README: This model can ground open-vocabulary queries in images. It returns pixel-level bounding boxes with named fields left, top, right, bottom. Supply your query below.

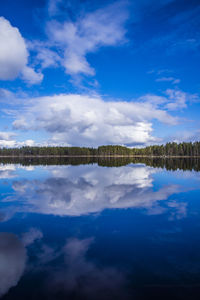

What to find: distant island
left=0, top=142, right=200, bottom=157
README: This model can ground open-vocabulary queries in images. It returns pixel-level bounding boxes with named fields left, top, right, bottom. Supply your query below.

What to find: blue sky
left=0, top=0, right=200, bottom=147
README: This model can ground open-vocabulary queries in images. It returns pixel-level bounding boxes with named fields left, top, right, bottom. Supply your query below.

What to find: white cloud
left=139, top=89, right=197, bottom=111
left=20, top=139, right=35, bottom=147
left=0, top=132, right=17, bottom=148
left=0, top=131, right=16, bottom=141
left=0, top=88, right=29, bottom=105
left=139, top=94, right=167, bottom=106
left=35, top=46, right=61, bottom=69
left=0, top=17, right=42, bottom=84
left=168, top=129, right=200, bottom=144
left=21, top=66, right=43, bottom=85
left=164, top=89, right=187, bottom=110
left=37, top=1, right=129, bottom=76
left=0, top=233, right=26, bottom=297
left=48, top=0, right=63, bottom=16
left=0, top=139, right=35, bottom=148
left=0, top=131, right=35, bottom=148
left=156, top=77, right=180, bottom=84
left=12, top=93, right=177, bottom=147
left=0, top=88, right=15, bottom=102
left=0, top=17, right=27, bottom=80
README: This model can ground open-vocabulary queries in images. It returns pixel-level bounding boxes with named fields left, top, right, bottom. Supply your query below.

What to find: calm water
left=0, top=159, right=200, bottom=299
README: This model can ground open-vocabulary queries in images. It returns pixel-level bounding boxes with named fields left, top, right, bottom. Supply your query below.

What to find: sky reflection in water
left=0, top=161, right=200, bottom=299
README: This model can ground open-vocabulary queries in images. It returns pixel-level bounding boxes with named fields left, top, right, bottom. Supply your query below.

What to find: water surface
left=0, top=158, right=200, bottom=299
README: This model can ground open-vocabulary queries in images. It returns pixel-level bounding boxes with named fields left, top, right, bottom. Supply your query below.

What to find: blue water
left=0, top=162, right=200, bottom=299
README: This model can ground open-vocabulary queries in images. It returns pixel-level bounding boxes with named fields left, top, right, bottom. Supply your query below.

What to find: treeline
left=1, top=142, right=200, bottom=156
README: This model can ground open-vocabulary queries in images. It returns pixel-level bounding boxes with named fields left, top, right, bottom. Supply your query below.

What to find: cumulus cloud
left=0, top=233, right=26, bottom=297
left=0, top=17, right=42, bottom=84
left=0, top=131, right=35, bottom=148
left=12, top=93, right=177, bottom=147
left=0, top=17, right=27, bottom=80
left=0, top=132, right=18, bottom=148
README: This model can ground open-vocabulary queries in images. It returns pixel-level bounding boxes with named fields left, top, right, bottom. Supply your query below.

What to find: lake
left=0, top=158, right=200, bottom=299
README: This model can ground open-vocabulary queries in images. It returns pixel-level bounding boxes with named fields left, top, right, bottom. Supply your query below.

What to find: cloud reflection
left=1, top=164, right=181, bottom=218
left=47, top=237, right=131, bottom=300
left=21, top=227, right=43, bottom=247
left=0, top=164, right=35, bottom=180
left=0, top=164, right=16, bottom=179
left=0, top=233, right=27, bottom=297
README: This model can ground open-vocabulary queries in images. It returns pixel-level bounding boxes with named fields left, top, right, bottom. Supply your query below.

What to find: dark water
left=0, top=158, right=200, bottom=299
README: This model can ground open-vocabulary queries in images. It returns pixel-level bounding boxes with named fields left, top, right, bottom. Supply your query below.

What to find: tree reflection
left=0, top=157, right=200, bottom=171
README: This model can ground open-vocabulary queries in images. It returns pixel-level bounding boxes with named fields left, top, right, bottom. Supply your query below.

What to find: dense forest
left=0, top=142, right=200, bottom=157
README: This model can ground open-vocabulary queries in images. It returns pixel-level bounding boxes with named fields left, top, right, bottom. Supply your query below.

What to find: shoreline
left=0, top=155, right=200, bottom=158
